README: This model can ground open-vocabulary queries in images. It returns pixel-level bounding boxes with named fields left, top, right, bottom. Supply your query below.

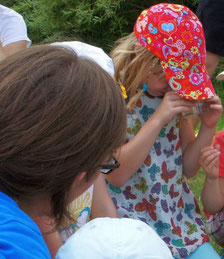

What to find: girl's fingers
left=211, top=156, right=220, bottom=168
left=214, top=144, right=220, bottom=151
left=209, top=104, right=223, bottom=111
left=200, top=146, right=214, bottom=153
left=201, top=147, right=217, bottom=157
left=164, top=92, right=193, bottom=103
left=200, top=147, right=219, bottom=160
left=173, top=106, right=194, bottom=114
left=204, top=152, right=220, bottom=166
left=200, top=150, right=220, bottom=167
left=172, top=100, right=196, bottom=108
left=204, top=95, right=221, bottom=103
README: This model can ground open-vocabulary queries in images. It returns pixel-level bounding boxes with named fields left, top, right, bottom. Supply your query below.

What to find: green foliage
left=1, top=0, right=200, bottom=50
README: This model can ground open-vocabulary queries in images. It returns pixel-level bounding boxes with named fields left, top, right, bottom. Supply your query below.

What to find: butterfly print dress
left=108, top=93, right=208, bottom=258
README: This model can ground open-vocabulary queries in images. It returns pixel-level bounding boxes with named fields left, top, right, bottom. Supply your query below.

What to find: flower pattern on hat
left=134, top=3, right=215, bottom=100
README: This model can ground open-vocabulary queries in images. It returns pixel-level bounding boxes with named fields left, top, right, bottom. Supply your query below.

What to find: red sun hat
left=134, top=3, right=215, bottom=100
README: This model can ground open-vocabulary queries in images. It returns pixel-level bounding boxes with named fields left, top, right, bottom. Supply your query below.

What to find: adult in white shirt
left=0, top=4, right=31, bottom=60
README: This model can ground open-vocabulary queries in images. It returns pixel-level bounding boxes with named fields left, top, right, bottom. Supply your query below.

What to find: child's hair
left=134, top=3, right=215, bottom=101
left=0, top=45, right=127, bottom=226
left=110, top=32, right=163, bottom=109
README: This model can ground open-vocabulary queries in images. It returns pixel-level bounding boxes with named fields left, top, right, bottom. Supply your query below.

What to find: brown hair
left=111, top=32, right=163, bottom=109
left=0, top=45, right=127, bottom=226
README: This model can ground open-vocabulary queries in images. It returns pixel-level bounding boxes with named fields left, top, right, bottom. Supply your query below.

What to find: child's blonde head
left=134, top=3, right=215, bottom=101
left=111, top=32, right=162, bottom=109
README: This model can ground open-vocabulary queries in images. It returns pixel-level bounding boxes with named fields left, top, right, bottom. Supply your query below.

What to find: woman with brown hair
left=0, top=44, right=127, bottom=258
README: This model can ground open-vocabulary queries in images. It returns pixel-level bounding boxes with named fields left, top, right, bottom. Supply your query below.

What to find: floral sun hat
left=134, top=3, right=215, bottom=100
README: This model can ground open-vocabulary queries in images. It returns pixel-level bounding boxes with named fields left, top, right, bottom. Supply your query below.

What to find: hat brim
left=162, top=63, right=215, bottom=100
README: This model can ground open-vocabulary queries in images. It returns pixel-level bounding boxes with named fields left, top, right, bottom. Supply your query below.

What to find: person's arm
left=90, top=174, right=117, bottom=219
left=106, top=91, right=196, bottom=187
left=200, top=145, right=224, bottom=214
left=206, top=51, right=222, bottom=77
left=0, top=41, right=27, bottom=60
left=0, top=8, right=30, bottom=61
left=180, top=95, right=223, bottom=178
left=34, top=217, right=63, bottom=259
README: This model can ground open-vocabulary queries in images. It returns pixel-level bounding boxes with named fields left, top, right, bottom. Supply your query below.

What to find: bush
left=2, top=0, right=223, bottom=102
left=1, top=0, right=200, bottom=51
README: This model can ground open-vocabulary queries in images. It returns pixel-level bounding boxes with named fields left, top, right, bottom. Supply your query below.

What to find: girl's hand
left=152, top=91, right=195, bottom=126
left=199, top=95, right=223, bottom=129
left=199, top=145, right=220, bottom=180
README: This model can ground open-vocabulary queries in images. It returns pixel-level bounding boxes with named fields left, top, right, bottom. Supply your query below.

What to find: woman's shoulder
left=0, top=192, right=51, bottom=258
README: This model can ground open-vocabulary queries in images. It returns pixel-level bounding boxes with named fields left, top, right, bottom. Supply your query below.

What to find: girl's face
left=144, top=65, right=171, bottom=97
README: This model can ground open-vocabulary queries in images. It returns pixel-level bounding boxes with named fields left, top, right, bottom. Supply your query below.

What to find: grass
left=215, top=59, right=224, bottom=132
left=188, top=58, right=224, bottom=255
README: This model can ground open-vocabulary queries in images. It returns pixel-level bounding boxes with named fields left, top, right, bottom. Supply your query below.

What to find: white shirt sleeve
left=0, top=7, right=31, bottom=47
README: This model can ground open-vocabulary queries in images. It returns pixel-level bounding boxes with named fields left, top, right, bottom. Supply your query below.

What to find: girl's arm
left=90, top=174, right=117, bottom=219
left=106, top=92, right=195, bottom=187
left=200, top=146, right=224, bottom=214
left=180, top=95, right=223, bottom=178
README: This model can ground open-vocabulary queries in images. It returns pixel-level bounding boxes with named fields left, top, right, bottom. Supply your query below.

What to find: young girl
left=200, top=137, right=224, bottom=246
left=106, top=3, right=223, bottom=259
left=0, top=45, right=127, bottom=258
left=200, top=71, right=224, bottom=258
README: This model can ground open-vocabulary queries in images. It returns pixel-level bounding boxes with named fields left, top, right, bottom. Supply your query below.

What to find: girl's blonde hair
left=110, top=32, right=162, bottom=109
left=111, top=33, right=189, bottom=125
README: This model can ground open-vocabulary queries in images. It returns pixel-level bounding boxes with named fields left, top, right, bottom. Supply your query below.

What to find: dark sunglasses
left=98, top=156, right=120, bottom=174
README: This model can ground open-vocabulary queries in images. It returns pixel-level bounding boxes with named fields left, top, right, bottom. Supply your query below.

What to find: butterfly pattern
left=123, top=186, right=137, bottom=200
left=166, top=126, right=177, bottom=142
left=175, top=140, right=181, bottom=151
left=159, top=127, right=166, bottom=138
left=151, top=182, right=161, bottom=195
left=171, top=218, right=182, bottom=237
left=184, top=237, right=198, bottom=246
left=135, top=195, right=159, bottom=221
left=184, top=203, right=194, bottom=219
left=121, top=203, right=134, bottom=213
left=144, top=154, right=152, bottom=166
left=177, top=248, right=188, bottom=258
left=139, top=105, right=155, bottom=121
left=169, top=184, right=179, bottom=199
left=154, top=220, right=171, bottom=236
left=134, top=177, right=149, bottom=194
left=161, top=199, right=169, bottom=213
left=154, top=142, right=162, bottom=156
left=108, top=184, right=122, bottom=194
left=175, top=155, right=183, bottom=166
left=161, top=161, right=177, bottom=183
left=163, top=144, right=174, bottom=158
left=127, top=118, right=142, bottom=135
left=148, top=163, right=160, bottom=182
left=108, top=94, right=207, bottom=258
left=176, top=212, right=183, bottom=222
left=169, top=201, right=176, bottom=214
left=112, top=197, right=119, bottom=210
left=184, top=221, right=198, bottom=235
